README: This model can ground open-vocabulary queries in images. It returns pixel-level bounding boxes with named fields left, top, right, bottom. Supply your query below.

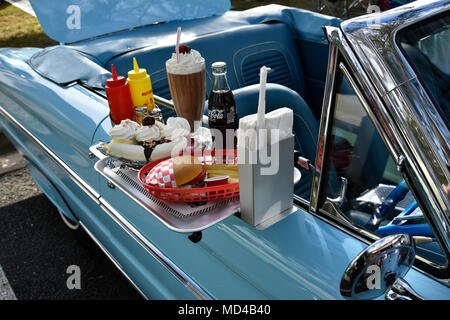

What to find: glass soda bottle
left=208, top=62, right=238, bottom=150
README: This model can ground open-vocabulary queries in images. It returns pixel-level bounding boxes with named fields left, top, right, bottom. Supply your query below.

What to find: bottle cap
left=106, top=64, right=126, bottom=87
left=127, top=57, right=148, bottom=80
left=212, top=61, right=227, bottom=74
left=135, top=106, right=148, bottom=115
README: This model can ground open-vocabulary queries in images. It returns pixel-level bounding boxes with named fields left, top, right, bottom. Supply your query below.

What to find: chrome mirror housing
left=340, top=234, right=418, bottom=300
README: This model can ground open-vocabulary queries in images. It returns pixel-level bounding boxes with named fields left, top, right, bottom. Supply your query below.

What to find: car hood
left=29, top=0, right=230, bottom=44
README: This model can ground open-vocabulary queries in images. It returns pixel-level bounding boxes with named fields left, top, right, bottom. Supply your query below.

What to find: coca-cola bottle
left=208, top=62, right=238, bottom=150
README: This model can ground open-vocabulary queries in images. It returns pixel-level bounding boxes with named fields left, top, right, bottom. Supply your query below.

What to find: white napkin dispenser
left=237, top=132, right=295, bottom=230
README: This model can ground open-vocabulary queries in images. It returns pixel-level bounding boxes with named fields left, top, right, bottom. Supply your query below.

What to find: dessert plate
left=91, top=141, right=147, bottom=169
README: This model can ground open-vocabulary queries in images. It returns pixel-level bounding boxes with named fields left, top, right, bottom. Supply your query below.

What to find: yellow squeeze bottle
left=127, top=57, right=156, bottom=111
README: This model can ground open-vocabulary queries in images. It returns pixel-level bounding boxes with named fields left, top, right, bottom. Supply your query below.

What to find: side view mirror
left=340, top=234, right=423, bottom=300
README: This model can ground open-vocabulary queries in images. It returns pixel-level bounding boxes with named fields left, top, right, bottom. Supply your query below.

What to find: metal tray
left=92, top=147, right=240, bottom=233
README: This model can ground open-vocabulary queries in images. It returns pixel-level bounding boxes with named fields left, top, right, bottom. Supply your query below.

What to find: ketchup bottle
left=105, top=64, right=135, bottom=124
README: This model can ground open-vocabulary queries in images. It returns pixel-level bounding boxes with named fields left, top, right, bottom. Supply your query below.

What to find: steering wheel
left=366, top=180, right=409, bottom=231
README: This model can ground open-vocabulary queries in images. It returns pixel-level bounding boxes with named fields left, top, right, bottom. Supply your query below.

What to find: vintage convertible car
left=0, top=0, right=449, bottom=299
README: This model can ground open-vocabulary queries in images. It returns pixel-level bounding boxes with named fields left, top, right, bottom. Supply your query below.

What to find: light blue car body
left=0, top=0, right=448, bottom=299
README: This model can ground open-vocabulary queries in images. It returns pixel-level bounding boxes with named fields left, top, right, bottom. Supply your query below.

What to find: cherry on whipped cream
left=142, top=116, right=155, bottom=126
left=175, top=45, right=191, bottom=54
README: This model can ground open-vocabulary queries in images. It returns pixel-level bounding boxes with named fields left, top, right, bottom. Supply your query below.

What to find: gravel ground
left=0, top=166, right=143, bottom=300
left=0, top=167, right=40, bottom=206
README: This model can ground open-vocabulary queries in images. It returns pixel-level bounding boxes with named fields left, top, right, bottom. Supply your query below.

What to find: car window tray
left=91, top=145, right=240, bottom=234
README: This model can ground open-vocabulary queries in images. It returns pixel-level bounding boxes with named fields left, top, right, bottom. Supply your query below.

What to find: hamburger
left=173, top=155, right=206, bottom=187
left=146, top=155, right=206, bottom=188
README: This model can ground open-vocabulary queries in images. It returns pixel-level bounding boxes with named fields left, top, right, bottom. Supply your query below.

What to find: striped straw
left=176, top=27, right=181, bottom=64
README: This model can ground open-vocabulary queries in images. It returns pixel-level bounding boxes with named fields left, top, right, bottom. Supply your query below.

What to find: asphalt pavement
left=0, top=135, right=142, bottom=300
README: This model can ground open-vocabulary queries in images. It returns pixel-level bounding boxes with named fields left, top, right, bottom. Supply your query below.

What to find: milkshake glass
left=166, top=48, right=206, bottom=132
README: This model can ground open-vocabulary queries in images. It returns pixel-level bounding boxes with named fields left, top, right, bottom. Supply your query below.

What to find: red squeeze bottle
left=105, top=64, right=135, bottom=124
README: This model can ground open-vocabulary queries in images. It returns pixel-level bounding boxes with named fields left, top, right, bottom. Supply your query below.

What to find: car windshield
left=397, top=12, right=450, bottom=130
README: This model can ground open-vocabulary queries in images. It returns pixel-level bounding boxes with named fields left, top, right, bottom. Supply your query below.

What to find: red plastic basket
left=138, top=149, right=239, bottom=202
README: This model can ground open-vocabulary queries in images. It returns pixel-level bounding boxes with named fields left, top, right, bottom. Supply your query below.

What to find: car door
left=307, top=26, right=450, bottom=299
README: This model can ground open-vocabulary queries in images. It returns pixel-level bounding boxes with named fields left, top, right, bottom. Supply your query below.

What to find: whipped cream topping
left=109, top=119, right=139, bottom=141
left=162, top=117, right=191, bottom=140
left=135, top=121, right=164, bottom=143
left=192, top=127, right=213, bottom=149
left=165, top=49, right=205, bottom=74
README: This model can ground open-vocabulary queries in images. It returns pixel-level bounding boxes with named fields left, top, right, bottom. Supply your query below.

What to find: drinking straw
left=257, top=66, right=271, bottom=131
left=176, top=27, right=181, bottom=64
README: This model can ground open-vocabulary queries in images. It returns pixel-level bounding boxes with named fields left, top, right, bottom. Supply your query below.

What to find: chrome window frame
left=339, top=1, right=450, bottom=253
left=311, top=26, right=450, bottom=282
left=311, top=27, right=402, bottom=212
left=391, top=10, right=450, bottom=224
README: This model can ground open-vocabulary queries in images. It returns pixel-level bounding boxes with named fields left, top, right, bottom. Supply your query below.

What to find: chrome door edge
left=79, top=221, right=149, bottom=299
left=0, top=104, right=212, bottom=300
left=310, top=26, right=339, bottom=212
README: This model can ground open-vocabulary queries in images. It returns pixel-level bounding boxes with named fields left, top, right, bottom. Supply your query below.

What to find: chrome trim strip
left=79, top=221, right=148, bottom=299
left=310, top=26, right=339, bottom=212
left=312, top=26, right=402, bottom=211
left=0, top=105, right=101, bottom=204
left=0, top=104, right=212, bottom=300
left=99, top=199, right=212, bottom=300
left=154, top=94, right=175, bottom=111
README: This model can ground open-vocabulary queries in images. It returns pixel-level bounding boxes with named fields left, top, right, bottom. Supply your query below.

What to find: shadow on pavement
left=0, top=193, right=143, bottom=300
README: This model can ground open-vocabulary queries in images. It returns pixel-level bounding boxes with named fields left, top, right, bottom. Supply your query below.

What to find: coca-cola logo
left=209, top=109, right=224, bottom=120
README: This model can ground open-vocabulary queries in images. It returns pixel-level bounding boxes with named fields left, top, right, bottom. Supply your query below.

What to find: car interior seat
left=213, top=83, right=319, bottom=198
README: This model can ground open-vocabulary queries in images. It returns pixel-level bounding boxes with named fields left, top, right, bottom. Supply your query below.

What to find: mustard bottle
left=127, top=57, right=156, bottom=111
